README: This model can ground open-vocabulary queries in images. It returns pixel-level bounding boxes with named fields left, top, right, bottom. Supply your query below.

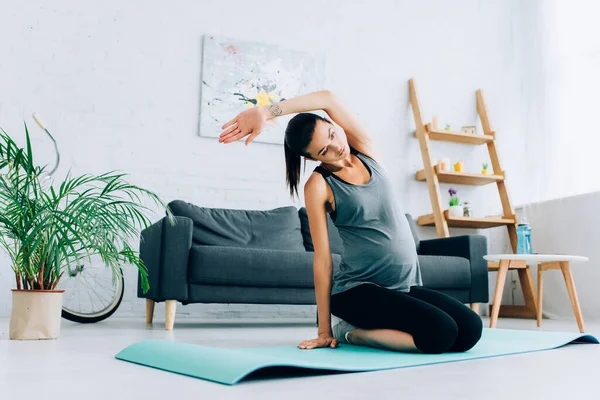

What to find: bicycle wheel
left=58, top=257, right=125, bottom=323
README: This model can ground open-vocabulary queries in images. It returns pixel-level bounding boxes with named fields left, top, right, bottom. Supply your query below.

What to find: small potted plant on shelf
left=448, top=187, right=463, bottom=217
left=0, top=123, right=175, bottom=340
left=481, top=162, right=490, bottom=175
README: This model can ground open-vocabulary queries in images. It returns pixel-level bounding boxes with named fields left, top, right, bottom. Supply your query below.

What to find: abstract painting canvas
left=199, top=35, right=326, bottom=145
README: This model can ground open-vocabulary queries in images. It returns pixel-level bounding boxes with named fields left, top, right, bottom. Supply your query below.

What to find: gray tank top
left=315, top=146, right=423, bottom=296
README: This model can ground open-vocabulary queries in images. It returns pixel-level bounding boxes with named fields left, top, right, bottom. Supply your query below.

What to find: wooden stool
left=484, top=254, right=589, bottom=333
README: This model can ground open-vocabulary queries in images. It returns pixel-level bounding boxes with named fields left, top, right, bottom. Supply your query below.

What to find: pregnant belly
left=345, top=237, right=417, bottom=264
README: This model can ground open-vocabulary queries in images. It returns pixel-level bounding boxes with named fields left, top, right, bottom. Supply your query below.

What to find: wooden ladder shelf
left=409, top=78, right=518, bottom=248
left=409, top=78, right=536, bottom=319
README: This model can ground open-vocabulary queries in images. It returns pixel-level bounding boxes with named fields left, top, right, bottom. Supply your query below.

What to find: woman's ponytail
left=283, top=113, right=329, bottom=199
left=284, top=139, right=302, bottom=199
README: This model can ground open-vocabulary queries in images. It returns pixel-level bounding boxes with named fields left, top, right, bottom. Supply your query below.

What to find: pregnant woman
left=218, top=90, right=482, bottom=354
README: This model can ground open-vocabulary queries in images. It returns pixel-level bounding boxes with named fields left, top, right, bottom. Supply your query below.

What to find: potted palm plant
left=0, top=123, right=174, bottom=340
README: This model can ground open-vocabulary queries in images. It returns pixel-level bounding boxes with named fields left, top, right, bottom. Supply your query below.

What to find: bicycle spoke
left=60, top=260, right=123, bottom=319
left=82, top=272, right=112, bottom=312
left=81, top=274, right=97, bottom=313
left=90, top=274, right=118, bottom=298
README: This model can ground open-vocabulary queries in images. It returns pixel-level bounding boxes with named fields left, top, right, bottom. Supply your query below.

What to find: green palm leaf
left=0, top=122, right=175, bottom=292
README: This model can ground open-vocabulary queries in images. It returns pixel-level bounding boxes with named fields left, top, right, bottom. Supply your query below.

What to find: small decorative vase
left=453, top=161, right=464, bottom=172
left=438, top=158, right=450, bottom=171
left=461, top=126, right=477, bottom=134
left=463, top=202, right=473, bottom=217
left=449, top=205, right=464, bottom=217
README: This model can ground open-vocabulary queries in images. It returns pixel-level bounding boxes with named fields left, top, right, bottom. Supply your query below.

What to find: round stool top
left=484, top=254, right=589, bottom=264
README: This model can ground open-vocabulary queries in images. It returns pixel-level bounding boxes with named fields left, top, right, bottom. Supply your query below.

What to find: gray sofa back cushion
left=167, top=200, right=305, bottom=252
left=188, top=245, right=342, bottom=288
left=404, top=213, right=421, bottom=252
left=298, top=207, right=344, bottom=255
left=418, top=255, right=470, bottom=289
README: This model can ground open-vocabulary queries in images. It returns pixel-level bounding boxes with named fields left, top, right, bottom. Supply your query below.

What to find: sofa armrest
left=137, top=215, right=193, bottom=302
left=419, top=235, right=489, bottom=303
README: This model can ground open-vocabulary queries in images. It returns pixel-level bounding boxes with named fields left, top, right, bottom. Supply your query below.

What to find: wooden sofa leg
left=165, top=300, right=177, bottom=331
left=470, top=303, right=480, bottom=315
left=146, top=299, right=155, bottom=323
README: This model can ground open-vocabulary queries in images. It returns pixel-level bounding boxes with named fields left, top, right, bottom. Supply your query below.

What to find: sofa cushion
left=418, top=255, right=471, bottom=289
left=167, top=200, right=305, bottom=251
left=188, top=245, right=342, bottom=288
left=188, top=284, right=316, bottom=305
left=404, top=214, right=421, bottom=252
left=298, top=207, right=344, bottom=254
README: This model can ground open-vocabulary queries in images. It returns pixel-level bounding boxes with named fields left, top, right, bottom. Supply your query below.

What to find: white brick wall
left=0, top=0, right=533, bottom=320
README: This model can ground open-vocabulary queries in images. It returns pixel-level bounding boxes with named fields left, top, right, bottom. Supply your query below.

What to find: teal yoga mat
left=115, top=328, right=598, bottom=385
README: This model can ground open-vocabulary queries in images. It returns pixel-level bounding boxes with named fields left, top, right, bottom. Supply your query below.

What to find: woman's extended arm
left=263, top=90, right=333, bottom=119
left=297, top=176, right=339, bottom=350
left=218, top=90, right=373, bottom=152
left=219, top=91, right=331, bottom=145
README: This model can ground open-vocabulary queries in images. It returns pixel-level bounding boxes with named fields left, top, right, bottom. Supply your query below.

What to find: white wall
left=485, top=1, right=600, bottom=321
left=0, top=0, right=531, bottom=320
left=504, top=192, right=600, bottom=323
left=523, top=0, right=600, bottom=203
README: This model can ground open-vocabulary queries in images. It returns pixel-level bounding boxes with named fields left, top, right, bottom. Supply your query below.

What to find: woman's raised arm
left=218, top=90, right=374, bottom=156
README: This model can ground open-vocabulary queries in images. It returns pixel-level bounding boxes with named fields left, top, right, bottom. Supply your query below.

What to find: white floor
left=1, top=315, right=599, bottom=400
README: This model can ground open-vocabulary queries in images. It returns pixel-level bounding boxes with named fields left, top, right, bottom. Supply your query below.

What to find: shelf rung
left=416, top=166, right=504, bottom=186
left=417, top=212, right=515, bottom=229
left=415, top=129, right=494, bottom=145
left=487, top=261, right=528, bottom=271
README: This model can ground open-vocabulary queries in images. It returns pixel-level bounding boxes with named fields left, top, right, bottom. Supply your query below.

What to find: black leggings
left=330, top=284, right=483, bottom=354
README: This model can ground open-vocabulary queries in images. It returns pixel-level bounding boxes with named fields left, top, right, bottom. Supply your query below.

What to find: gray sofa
left=138, top=200, right=489, bottom=329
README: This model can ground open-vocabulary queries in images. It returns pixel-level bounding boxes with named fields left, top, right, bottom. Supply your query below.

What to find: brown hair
left=284, top=113, right=332, bottom=199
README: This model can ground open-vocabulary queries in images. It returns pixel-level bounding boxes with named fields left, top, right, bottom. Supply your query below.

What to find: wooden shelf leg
left=477, top=89, right=518, bottom=251
left=409, top=79, right=449, bottom=238
left=517, top=264, right=538, bottom=315
left=537, top=267, right=543, bottom=327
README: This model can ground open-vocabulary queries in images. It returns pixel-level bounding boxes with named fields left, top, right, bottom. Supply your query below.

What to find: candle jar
left=438, top=158, right=450, bottom=171
left=463, top=202, right=473, bottom=217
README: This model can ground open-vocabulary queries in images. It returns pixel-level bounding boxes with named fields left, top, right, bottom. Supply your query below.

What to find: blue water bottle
left=516, top=223, right=532, bottom=254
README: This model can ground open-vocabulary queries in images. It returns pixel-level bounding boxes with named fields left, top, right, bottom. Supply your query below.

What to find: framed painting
left=199, top=35, right=326, bottom=145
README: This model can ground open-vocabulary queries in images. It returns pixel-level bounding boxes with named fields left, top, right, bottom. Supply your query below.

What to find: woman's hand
left=297, top=334, right=339, bottom=350
left=219, top=106, right=271, bottom=146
